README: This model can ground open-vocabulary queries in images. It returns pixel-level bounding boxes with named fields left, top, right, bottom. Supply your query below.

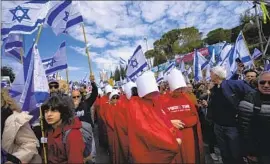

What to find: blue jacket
left=207, top=80, right=255, bottom=120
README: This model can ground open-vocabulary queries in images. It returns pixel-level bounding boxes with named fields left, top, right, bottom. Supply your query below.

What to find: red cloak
left=114, top=98, right=130, bottom=163
left=162, top=93, right=204, bottom=164
left=127, top=97, right=180, bottom=163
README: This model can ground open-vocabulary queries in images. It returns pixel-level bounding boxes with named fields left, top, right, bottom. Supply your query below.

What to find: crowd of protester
left=1, top=65, right=270, bottom=164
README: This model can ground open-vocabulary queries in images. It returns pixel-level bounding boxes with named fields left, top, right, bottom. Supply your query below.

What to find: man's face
left=245, top=72, right=257, bottom=82
left=49, top=82, right=59, bottom=93
left=110, top=95, right=119, bottom=105
left=187, top=84, right=193, bottom=93
left=258, top=73, right=270, bottom=95
left=72, top=90, right=82, bottom=107
left=44, top=108, right=61, bottom=126
left=210, top=71, right=219, bottom=84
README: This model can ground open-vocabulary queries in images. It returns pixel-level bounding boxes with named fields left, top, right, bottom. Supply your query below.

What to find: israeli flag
left=156, top=71, right=164, bottom=84
left=193, top=50, right=207, bottom=82
left=164, top=62, right=175, bottom=75
left=1, top=1, right=49, bottom=40
left=42, top=42, right=68, bottom=75
left=217, top=43, right=232, bottom=66
left=205, top=64, right=211, bottom=81
left=252, top=48, right=262, bottom=60
left=3, top=34, right=24, bottom=63
left=10, top=43, right=49, bottom=122
left=126, top=45, right=148, bottom=81
left=234, top=31, right=254, bottom=67
left=120, top=57, right=127, bottom=66
left=46, top=1, right=83, bottom=35
left=209, top=49, right=216, bottom=66
left=264, top=60, right=270, bottom=71
left=180, top=60, right=186, bottom=73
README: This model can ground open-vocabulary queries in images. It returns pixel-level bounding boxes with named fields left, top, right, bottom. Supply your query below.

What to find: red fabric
left=127, top=97, right=180, bottom=163
left=163, top=93, right=204, bottom=164
left=114, top=98, right=130, bottom=163
left=47, top=117, right=85, bottom=163
left=97, top=96, right=109, bottom=148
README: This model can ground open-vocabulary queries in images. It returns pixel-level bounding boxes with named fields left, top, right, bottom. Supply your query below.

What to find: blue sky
left=2, top=1, right=254, bottom=82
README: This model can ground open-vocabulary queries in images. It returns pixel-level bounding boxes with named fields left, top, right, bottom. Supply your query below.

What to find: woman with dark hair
left=41, top=95, right=85, bottom=163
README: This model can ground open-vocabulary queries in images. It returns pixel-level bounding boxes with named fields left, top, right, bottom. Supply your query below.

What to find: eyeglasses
left=259, top=80, right=270, bottom=85
left=72, top=95, right=81, bottom=99
left=49, top=85, right=59, bottom=89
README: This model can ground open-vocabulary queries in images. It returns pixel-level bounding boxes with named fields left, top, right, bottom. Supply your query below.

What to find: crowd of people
left=1, top=65, right=270, bottom=164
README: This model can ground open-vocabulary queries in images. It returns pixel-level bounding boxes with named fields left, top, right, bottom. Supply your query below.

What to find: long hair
left=41, top=95, right=74, bottom=130
left=1, top=88, right=20, bottom=112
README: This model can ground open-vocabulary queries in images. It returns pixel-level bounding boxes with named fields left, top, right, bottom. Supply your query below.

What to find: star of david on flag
left=126, top=45, right=148, bottom=81
left=42, top=42, right=68, bottom=75
left=45, top=1, right=83, bottom=35
left=1, top=1, right=49, bottom=40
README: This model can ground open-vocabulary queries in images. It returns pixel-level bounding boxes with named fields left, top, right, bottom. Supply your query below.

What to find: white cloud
left=139, top=1, right=170, bottom=23
left=69, top=66, right=85, bottom=71
left=69, top=46, right=99, bottom=58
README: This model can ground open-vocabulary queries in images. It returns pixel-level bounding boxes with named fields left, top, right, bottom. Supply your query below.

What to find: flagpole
left=241, top=31, right=256, bottom=68
left=39, top=107, right=48, bottom=164
left=81, top=23, right=93, bottom=76
left=35, top=25, right=43, bottom=45
left=66, top=68, right=69, bottom=92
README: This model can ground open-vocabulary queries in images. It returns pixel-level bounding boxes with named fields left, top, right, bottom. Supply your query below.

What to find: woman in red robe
left=127, top=71, right=182, bottom=163
left=162, top=68, right=204, bottom=164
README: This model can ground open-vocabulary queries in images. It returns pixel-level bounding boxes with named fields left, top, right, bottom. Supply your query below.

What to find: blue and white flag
left=156, top=71, right=164, bottom=84
left=164, top=62, right=175, bottom=75
left=234, top=31, right=254, bottom=67
left=209, top=48, right=216, bottom=66
left=3, top=34, right=24, bottom=63
left=193, top=50, right=207, bottom=82
left=42, top=42, right=68, bottom=75
left=9, top=43, right=49, bottom=122
left=252, top=48, right=262, bottom=60
left=120, top=57, right=127, bottom=66
left=180, top=60, right=187, bottom=76
left=126, top=45, right=148, bottom=81
left=205, top=64, right=211, bottom=81
left=46, top=1, right=83, bottom=35
left=1, top=1, right=49, bottom=40
left=217, top=43, right=232, bottom=66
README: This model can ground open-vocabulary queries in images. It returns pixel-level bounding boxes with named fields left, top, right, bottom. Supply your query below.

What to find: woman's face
left=44, top=108, right=62, bottom=126
left=110, top=95, right=119, bottom=105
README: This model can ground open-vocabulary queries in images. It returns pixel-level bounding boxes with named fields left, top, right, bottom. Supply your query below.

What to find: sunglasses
left=259, top=80, right=270, bottom=85
left=72, top=95, right=81, bottom=99
left=49, top=85, right=59, bottom=89
left=112, top=96, right=119, bottom=100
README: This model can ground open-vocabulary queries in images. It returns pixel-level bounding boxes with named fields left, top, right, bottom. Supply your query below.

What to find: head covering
left=109, top=89, right=120, bottom=100
left=211, top=66, right=227, bottom=79
left=48, top=78, right=59, bottom=85
left=98, top=88, right=104, bottom=97
left=124, top=81, right=137, bottom=100
left=136, top=71, right=159, bottom=98
left=104, top=85, right=113, bottom=94
left=167, top=68, right=187, bottom=91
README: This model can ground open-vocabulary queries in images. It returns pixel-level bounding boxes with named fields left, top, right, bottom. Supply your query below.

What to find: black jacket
left=74, top=82, right=98, bottom=128
left=238, top=91, right=270, bottom=156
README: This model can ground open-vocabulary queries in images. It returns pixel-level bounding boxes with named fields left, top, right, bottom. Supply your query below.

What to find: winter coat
left=47, top=117, right=85, bottom=164
left=2, top=111, right=41, bottom=163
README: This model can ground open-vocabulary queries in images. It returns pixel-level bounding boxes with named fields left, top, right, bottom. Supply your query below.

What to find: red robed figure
left=127, top=96, right=181, bottom=163
left=114, top=97, right=130, bottom=163
left=162, top=92, right=204, bottom=164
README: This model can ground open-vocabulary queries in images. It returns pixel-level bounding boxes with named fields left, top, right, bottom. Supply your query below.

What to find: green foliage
left=114, top=67, right=120, bottom=81
left=204, top=28, right=232, bottom=45
left=1, top=66, right=15, bottom=83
